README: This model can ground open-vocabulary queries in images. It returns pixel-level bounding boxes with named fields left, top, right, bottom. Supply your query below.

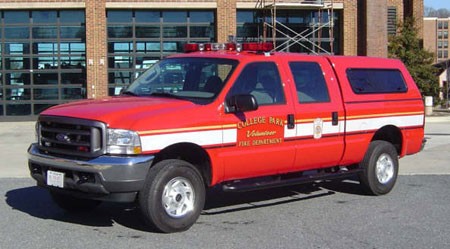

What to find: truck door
left=287, top=59, right=345, bottom=170
left=220, top=61, right=297, bottom=180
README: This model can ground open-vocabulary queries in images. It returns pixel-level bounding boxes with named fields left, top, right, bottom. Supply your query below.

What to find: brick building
left=424, top=17, right=450, bottom=63
left=0, top=0, right=423, bottom=119
left=423, top=17, right=450, bottom=105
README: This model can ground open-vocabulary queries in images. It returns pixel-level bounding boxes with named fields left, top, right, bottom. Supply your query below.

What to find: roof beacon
left=184, top=42, right=273, bottom=53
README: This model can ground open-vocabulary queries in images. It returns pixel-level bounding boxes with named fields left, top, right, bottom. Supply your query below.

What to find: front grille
left=38, top=116, right=107, bottom=158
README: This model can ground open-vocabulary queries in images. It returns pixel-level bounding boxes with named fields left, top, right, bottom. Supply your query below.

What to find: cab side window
left=289, top=62, right=330, bottom=103
left=228, top=62, right=285, bottom=105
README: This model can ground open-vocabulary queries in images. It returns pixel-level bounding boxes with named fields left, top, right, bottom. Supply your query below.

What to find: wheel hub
left=162, top=177, right=195, bottom=218
left=376, top=153, right=395, bottom=184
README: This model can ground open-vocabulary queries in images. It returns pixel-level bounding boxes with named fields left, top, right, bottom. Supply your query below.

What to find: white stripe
left=141, top=129, right=229, bottom=151
left=346, top=114, right=424, bottom=133
left=223, top=128, right=237, bottom=144
left=295, top=121, right=344, bottom=137
left=139, top=114, right=423, bottom=151
left=284, top=125, right=297, bottom=138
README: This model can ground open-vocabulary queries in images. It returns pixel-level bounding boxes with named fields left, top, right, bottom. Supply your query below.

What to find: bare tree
left=425, top=6, right=450, bottom=18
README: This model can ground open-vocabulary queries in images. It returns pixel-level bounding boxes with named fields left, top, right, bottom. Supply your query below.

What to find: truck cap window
left=346, top=68, right=408, bottom=94
left=124, top=57, right=238, bottom=104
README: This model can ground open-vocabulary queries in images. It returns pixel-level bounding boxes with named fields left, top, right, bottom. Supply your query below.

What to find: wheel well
left=371, top=125, right=403, bottom=154
left=152, top=143, right=212, bottom=186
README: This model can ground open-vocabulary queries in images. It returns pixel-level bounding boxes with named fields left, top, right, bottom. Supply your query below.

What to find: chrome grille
left=37, top=116, right=106, bottom=158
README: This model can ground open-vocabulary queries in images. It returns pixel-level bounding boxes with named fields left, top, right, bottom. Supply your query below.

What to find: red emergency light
left=184, top=42, right=273, bottom=53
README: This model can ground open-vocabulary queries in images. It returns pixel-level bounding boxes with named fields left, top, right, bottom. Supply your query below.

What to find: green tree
left=388, top=18, right=439, bottom=98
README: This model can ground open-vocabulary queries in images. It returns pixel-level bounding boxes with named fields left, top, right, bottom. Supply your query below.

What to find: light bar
left=184, top=42, right=273, bottom=53
left=242, top=42, right=274, bottom=52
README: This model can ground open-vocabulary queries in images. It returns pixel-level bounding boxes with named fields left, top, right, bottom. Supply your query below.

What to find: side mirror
left=226, top=94, right=258, bottom=113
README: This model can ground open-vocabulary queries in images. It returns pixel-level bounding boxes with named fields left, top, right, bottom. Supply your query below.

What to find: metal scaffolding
left=256, top=0, right=335, bottom=54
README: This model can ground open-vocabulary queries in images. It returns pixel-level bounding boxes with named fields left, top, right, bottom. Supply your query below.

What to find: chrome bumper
left=28, top=143, right=154, bottom=202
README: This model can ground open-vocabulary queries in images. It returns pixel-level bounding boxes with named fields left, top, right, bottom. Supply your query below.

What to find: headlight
left=106, top=129, right=142, bottom=155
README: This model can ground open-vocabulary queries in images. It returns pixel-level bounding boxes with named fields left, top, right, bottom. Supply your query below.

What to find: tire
left=138, top=159, right=205, bottom=233
left=50, top=191, right=102, bottom=212
left=359, top=140, right=399, bottom=196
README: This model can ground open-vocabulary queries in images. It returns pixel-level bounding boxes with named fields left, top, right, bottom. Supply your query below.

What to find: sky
left=424, top=0, right=450, bottom=10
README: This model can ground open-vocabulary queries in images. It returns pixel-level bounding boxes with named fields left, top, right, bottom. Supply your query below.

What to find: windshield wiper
left=121, top=91, right=138, bottom=96
left=150, top=92, right=184, bottom=99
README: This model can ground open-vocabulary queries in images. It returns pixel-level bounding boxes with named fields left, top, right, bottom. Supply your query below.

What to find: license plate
left=47, top=170, right=65, bottom=188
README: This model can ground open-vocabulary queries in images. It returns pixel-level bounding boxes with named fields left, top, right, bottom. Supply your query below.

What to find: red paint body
left=41, top=51, right=425, bottom=186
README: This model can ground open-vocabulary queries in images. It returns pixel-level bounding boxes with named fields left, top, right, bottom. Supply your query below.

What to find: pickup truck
left=28, top=42, right=425, bottom=233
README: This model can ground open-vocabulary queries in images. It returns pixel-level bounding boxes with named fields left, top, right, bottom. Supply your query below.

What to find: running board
left=222, top=168, right=363, bottom=192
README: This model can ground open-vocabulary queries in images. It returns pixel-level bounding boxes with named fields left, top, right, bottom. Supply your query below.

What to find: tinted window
left=60, top=10, right=85, bottom=23
left=4, top=11, right=29, bottom=24
left=228, top=62, right=285, bottom=105
left=126, top=58, right=237, bottom=103
left=290, top=62, right=330, bottom=103
left=347, top=69, right=407, bottom=94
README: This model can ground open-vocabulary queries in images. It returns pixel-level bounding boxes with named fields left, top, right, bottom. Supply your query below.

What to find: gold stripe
left=346, top=111, right=424, bottom=120
left=296, top=117, right=333, bottom=123
left=138, top=123, right=237, bottom=135
left=294, top=111, right=423, bottom=124
left=139, top=112, right=423, bottom=135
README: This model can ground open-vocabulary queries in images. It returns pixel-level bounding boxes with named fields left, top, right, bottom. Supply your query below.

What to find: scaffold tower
left=256, top=0, right=335, bottom=54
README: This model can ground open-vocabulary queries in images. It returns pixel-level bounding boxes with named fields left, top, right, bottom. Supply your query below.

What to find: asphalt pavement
left=0, top=114, right=449, bottom=178
left=1, top=176, right=450, bottom=249
left=0, top=115, right=449, bottom=248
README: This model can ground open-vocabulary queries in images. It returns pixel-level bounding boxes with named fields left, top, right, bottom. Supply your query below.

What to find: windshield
left=125, top=57, right=238, bottom=104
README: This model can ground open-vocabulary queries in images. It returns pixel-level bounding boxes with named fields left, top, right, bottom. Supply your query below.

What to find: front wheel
left=359, top=141, right=399, bottom=195
left=138, top=159, right=205, bottom=233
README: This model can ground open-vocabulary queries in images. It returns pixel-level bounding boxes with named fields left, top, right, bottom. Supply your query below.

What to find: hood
left=42, top=96, right=197, bottom=128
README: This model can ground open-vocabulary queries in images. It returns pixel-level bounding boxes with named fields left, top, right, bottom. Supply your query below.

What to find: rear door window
left=289, top=62, right=330, bottom=103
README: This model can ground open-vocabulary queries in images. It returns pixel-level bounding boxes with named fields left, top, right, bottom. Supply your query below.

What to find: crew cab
left=28, top=42, right=425, bottom=233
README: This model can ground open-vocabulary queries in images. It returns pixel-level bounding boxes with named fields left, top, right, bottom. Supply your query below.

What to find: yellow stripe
left=346, top=111, right=424, bottom=120
left=138, top=123, right=237, bottom=135
left=294, top=111, right=423, bottom=124
left=295, top=117, right=333, bottom=123
left=138, top=112, right=423, bottom=135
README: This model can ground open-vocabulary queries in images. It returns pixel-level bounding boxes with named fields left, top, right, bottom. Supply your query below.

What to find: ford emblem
left=56, top=133, right=71, bottom=143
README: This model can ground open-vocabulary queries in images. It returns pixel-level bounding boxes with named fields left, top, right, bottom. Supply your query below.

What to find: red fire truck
left=29, top=42, right=425, bottom=233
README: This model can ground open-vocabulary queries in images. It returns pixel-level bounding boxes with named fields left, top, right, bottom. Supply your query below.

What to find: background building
left=0, top=0, right=423, bottom=120
left=424, top=17, right=450, bottom=106
left=424, top=17, right=450, bottom=63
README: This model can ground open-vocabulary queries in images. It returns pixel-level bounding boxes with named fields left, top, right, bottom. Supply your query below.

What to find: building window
left=387, top=7, right=397, bottom=36
left=438, top=21, right=448, bottom=30
left=236, top=9, right=341, bottom=55
left=107, top=10, right=215, bottom=95
left=0, top=10, right=86, bottom=117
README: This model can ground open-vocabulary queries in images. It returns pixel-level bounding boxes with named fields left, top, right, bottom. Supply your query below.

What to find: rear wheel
left=139, top=159, right=205, bottom=233
left=359, top=141, right=399, bottom=195
left=50, top=191, right=101, bottom=212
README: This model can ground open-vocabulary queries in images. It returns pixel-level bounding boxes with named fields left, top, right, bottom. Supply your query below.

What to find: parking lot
left=0, top=114, right=449, bottom=248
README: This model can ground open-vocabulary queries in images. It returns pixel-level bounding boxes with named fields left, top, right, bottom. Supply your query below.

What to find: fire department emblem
left=313, top=118, right=323, bottom=139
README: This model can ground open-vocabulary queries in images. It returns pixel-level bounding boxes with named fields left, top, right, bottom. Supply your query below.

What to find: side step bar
left=222, top=168, right=363, bottom=192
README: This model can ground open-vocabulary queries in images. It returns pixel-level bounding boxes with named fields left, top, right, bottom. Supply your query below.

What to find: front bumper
left=28, top=143, right=154, bottom=202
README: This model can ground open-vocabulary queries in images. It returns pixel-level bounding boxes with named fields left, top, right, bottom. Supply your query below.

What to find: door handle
left=287, top=114, right=295, bottom=129
left=332, top=112, right=338, bottom=126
